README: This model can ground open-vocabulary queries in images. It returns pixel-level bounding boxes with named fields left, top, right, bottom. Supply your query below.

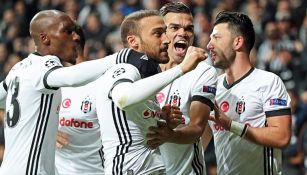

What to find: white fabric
left=208, top=68, right=291, bottom=175
left=96, top=62, right=185, bottom=174
left=47, top=54, right=116, bottom=88
left=111, top=65, right=183, bottom=110
left=55, top=80, right=104, bottom=175
left=0, top=54, right=63, bottom=175
left=157, top=61, right=217, bottom=175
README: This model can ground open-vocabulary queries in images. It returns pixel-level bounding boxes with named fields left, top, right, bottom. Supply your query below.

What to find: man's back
left=1, top=53, right=62, bottom=175
left=96, top=50, right=165, bottom=174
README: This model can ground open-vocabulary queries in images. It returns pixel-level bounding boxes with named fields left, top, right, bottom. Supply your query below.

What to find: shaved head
left=29, top=10, right=80, bottom=63
left=30, top=10, right=66, bottom=44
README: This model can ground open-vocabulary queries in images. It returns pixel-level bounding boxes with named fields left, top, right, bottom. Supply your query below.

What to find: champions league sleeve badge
left=45, top=59, right=61, bottom=68
left=81, top=96, right=92, bottom=113
left=112, top=68, right=126, bottom=78
left=235, top=97, right=245, bottom=114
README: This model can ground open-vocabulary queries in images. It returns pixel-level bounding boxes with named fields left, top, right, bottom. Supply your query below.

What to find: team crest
left=235, top=97, right=245, bottom=114
left=112, top=68, right=125, bottom=78
left=169, top=90, right=181, bottom=107
left=45, top=59, right=61, bottom=68
left=81, top=96, right=92, bottom=113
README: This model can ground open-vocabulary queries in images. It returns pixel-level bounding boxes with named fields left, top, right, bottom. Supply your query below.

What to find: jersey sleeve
left=31, top=55, right=63, bottom=92
left=105, top=63, right=141, bottom=97
left=191, top=65, right=217, bottom=110
left=263, top=74, right=291, bottom=117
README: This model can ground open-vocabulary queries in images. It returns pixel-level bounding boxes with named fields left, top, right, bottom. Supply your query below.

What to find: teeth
left=176, top=41, right=186, bottom=44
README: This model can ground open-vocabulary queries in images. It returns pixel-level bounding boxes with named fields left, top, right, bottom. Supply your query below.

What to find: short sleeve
left=191, top=65, right=217, bottom=110
left=263, top=75, right=291, bottom=117
left=32, top=55, right=63, bottom=92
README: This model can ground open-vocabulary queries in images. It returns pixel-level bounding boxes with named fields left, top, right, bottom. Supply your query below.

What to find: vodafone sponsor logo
left=59, top=117, right=93, bottom=128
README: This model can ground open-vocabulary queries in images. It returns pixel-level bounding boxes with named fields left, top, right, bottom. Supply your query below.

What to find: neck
left=159, top=58, right=178, bottom=71
left=225, top=53, right=252, bottom=85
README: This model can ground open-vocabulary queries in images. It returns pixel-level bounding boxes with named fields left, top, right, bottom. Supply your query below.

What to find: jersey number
left=7, top=77, right=20, bottom=127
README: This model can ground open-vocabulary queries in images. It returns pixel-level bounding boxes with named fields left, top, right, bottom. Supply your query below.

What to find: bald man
left=0, top=10, right=118, bottom=175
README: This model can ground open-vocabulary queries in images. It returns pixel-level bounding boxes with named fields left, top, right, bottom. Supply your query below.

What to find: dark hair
left=75, top=23, right=85, bottom=50
left=160, top=2, right=191, bottom=17
left=214, top=11, right=255, bottom=52
left=120, top=10, right=160, bottom=47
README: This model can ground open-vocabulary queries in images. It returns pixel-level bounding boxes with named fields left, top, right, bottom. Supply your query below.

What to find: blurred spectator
left=78, top=0, right=111, bottom=26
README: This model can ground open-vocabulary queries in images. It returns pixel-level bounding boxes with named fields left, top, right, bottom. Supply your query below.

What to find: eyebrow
left=168, top=23, right=194, bottom=28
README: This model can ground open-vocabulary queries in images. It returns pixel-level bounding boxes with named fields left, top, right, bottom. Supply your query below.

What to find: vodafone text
left=59, top=117, right=93, bottom=128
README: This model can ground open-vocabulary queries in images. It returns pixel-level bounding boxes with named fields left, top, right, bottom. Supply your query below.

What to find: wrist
left=229, top=121, right=249, bottom=137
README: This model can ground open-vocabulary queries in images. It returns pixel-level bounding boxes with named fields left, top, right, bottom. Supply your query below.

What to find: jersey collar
left=223, top=67, right=255, bottom=89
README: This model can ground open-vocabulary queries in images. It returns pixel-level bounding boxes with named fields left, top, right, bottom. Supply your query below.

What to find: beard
left=213, top=48, right=235, bottom=69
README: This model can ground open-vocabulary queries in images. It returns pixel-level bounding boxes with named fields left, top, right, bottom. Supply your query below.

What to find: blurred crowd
left=0, top=0, right=306, bottom=174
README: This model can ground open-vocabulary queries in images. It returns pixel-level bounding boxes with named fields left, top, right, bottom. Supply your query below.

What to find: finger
left=56, top=142, right=63, bottom=149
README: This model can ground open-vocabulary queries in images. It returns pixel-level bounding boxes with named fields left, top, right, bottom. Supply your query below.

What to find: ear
left=40, top=33, right=50, bottom=45
left=233, top=36, right=244, bottom=51
left=127, top=35, right=139, bottom=50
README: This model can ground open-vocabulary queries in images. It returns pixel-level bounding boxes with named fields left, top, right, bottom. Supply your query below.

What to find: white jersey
left=55, top=79, right=104, bottom=175
left=96, top=50, right=165, bottom=175
left=0, top=53, right=63, bottom=175
left=208, top=68, right=291, bottom=175
left=157, top=61, right=217, bottom=175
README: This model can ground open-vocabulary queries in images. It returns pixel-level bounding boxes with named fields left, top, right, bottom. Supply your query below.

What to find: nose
left=177, top=27, right=188, bottom=37
left=162, top=33, right=170, bottom=45
left=72, top=31, right=80, bottom=42
left=206, top=40, right=213, bottom=51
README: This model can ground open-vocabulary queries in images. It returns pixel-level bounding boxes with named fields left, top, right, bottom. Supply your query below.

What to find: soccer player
left=205, top=11, right=292, bottom=175
left=0, top=10, right=128, bottom=175
left=54, top=24, right=104, bottom=174
left=146, top=2, right=217, bottom=175
left=95, top=10, right=207, bottom=174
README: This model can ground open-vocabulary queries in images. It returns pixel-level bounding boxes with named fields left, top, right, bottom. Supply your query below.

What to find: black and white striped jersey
left=1, top=53, right=63, bottom=175
left=95, top=50, right=166, bottom=175
left=209, top=68, right=291, bottom=175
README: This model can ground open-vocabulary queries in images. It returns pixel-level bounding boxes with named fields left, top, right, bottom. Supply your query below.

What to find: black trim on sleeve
left=265, top=108, right=291, bottom=117
left=108, top=79, right=134, bottom=99
left=191, top=95, right=214, bottom=111
left=43, top=66, right=62, bottom=90
left=3, top=80, right=7, bottom=91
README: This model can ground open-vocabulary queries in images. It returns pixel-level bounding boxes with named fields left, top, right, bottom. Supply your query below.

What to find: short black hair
left=160, top=2, right=191, bottom=17
left=214, top=11, right=255, bottom=52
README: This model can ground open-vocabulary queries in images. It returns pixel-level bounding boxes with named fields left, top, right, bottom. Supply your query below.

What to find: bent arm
left=47, top=57, right=114, bottom=88
left=112, top=66, right=183, bottom=110
left=202, top=123, right=213, bottom=150
left=245, top=115, right=291, bottom=149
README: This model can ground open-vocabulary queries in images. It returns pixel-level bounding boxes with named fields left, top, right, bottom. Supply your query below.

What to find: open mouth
left=174, top=41, right=188, bottom=56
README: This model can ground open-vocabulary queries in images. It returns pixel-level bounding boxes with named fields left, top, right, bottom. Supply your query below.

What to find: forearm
left=201, top=124, right=213, bottom=150
left=228, top=116, right=291, bottom=149
left=112, top=66, right=183, bottom=109
left=47, top=57, right=114, bottom=88
left=245, top=122, right=291, bottom=149
left=170, top=125, right=204, bottom=144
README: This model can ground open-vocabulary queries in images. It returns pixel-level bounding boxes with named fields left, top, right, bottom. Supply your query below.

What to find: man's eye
left=170, top=26, right=179, bottom=30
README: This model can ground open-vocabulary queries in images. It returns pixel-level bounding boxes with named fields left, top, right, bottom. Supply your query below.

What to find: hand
left=56, top=130, right=70, bottom=149
left=160, top=104, right=183, bottom=129
left=147, top=121, right=174, bottom=149
left=179, top=46, right=208, bottom=73
left=208, top=102, right=232, bottom=131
